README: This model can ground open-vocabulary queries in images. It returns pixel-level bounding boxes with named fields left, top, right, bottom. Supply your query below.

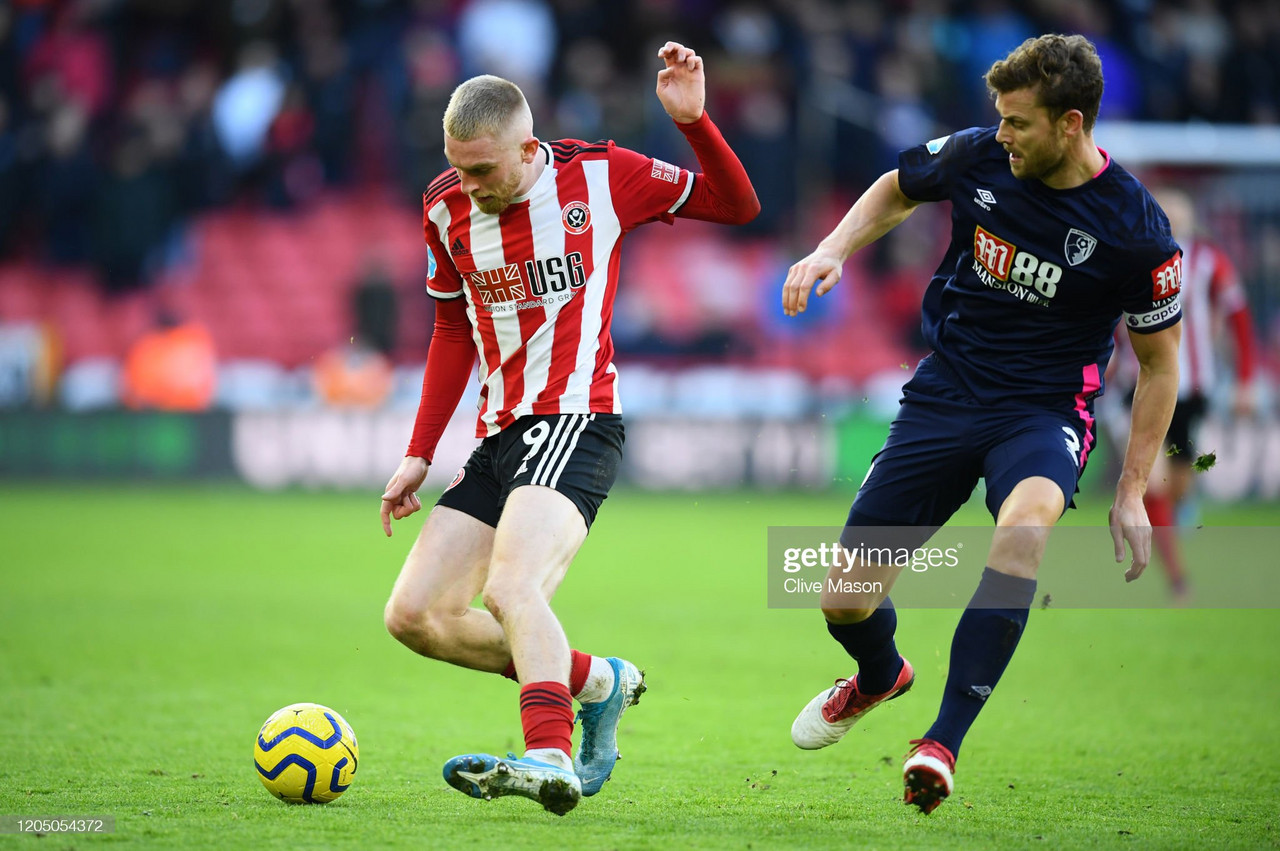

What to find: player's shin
left=923, top=567, right=1036, bottom=755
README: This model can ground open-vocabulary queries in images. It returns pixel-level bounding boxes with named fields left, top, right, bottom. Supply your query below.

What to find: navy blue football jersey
left=897, top=126, right=1182, bottom=412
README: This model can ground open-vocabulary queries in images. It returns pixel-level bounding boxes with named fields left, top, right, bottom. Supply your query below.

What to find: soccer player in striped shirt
left=1121, top=186, right=1258, bottom=602
left=379, top=42, right=758, bottom=815
left=781, top=35, right=1181, bottom=813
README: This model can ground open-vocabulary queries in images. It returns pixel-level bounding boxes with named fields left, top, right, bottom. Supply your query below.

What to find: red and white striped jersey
left=1177, top=239, right=1249, bottom=397
left=422, top=140, right=693, bottom=437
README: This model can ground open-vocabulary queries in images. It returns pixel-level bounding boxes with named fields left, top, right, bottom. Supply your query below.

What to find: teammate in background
left=1131, top=186, right=1257, bottom=601
left=780, top=35, right=1181, bottom=813
left=378, top=43, right=758, bottom=815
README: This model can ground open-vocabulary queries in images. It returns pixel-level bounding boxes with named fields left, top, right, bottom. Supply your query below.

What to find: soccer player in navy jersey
left=781, top=34, right=1182, bottom=813
left=378, top=43, right=758, bottom=815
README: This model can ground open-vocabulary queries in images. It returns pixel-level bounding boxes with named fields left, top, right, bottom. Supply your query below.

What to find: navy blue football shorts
left=436, top=413, right=623, bottom=530
left=844, top=357, right=1095, bottom=550
left=1165, top=392, right=1206, bottom=465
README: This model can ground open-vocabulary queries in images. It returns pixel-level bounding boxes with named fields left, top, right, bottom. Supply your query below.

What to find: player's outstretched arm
left=381, top=456, right=428, bottom=537
left=382, top=297, right=474, bottom=536
left=782, top=171, right=920, bottom=316
left=1109, top=322, right=1181, bottom=579
left=653, top=42, right=760, bottom=225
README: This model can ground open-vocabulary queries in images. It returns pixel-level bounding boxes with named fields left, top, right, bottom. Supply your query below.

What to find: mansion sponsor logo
left=974, top=225, right=1015, bottom=280
left=971, top=224, right=1062, bottom=306
left=1152, top=252, right=1183, bottom=300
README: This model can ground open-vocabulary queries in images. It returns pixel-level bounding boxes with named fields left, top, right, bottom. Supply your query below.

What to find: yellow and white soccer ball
left=254, top=703, right=359, bottom=804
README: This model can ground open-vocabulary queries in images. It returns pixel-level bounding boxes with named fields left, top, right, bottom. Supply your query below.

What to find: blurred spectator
left=92, top=133, right=175, bottom=293
left=457, top=0, right=557, bottom=97
left=0, top=0, right=1277, bottom=275
left=312, top=343, right=394, bottom=408
left=211, top=41, right=287, bottom=175
left=121, top=309, right=217, bottom=411
left=353, top=250, right=400, bottom=357
left=0, top=0, right=1275, bottom=398
left=310, top=249, right=399, bottom=408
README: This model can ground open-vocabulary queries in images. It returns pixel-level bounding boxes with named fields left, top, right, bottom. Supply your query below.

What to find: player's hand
left=1108, top=491, right=1150, bottom=582
left=656, top=42, right=705, bottom=123
left=380, top=456, right=429, bottom=537
left=782, top=250, right=843, bottom=316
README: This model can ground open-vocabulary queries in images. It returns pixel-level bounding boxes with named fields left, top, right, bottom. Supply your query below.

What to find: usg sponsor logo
left=468, top=263, right=525, bottom=305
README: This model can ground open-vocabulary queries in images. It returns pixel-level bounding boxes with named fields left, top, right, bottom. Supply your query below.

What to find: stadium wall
left=2, top=410, right=1278, bottom=500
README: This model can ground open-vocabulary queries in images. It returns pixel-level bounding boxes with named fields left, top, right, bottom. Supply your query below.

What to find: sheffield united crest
left=1064, top=228, right=1097, bottom=266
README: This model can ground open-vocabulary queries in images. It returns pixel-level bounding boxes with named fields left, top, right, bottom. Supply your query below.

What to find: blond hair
left=443, top=75, right=531, bottom=141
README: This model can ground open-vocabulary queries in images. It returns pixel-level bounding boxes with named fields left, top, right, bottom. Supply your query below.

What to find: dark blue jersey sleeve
left=897, top=127, right=991, bottom=203
left=1120, top=244, right=1183, bottom=334
left=1118, top=200, right=1183, bottom=335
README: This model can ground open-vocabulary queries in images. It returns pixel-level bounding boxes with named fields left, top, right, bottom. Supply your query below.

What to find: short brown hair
left=443, top=75, right=530, bottom=141
left=985, top=34, right=1104, bottom=132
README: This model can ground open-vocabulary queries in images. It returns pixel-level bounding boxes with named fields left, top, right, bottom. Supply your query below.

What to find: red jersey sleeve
left=607, top=144, right=696, bottom=229
left=1207, top=243, right=1258, bottom=381
left=406, top=297, right=475, bottom=462
left=671, top=112, right=760, bottom=225
left=423, top=198, right=465, bottom=300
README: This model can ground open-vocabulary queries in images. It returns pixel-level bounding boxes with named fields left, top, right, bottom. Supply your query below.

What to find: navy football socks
left=925, top=567, right=1037, bottom=756
left=825, top=598, right=904, bottom=695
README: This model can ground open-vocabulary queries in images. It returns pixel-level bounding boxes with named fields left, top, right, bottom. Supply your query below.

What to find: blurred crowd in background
left=0, top=0, right=1277, bottom=417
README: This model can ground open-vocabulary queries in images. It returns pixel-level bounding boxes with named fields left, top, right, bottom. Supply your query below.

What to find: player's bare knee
left=993, top=520, right=1053, bottom=548
left=821, top=605, right=877, bottom=624
left=480, top=582, right=514, bottom=624
left=384, top=599, right=456, bottom=658
left=383, top=597, right=421, bottom=646
left=997, top=501, right=1059, bottom=531
left=383, top=589, right=434, bottom=644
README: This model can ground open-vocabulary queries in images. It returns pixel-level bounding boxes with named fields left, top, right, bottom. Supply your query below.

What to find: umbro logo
left=973, top=188, right=997, bottom=211
left=969, top=685, right=993, bottom=700
left=450, top=237, right=469, bottom=256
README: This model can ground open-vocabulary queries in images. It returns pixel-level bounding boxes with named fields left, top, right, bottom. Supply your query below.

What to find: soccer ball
left=254, top=703, right=359, bottom=804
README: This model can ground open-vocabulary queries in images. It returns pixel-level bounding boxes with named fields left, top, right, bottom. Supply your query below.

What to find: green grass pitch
left=1, top=485, right=1277, bottom=849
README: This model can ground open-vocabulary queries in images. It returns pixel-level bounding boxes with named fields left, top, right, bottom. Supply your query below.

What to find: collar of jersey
left=505, top=142, right=555, bottom=207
